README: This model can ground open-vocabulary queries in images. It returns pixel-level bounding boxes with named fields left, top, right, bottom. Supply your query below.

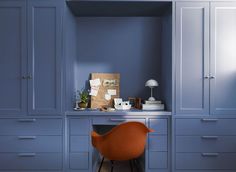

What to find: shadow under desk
left=65, top=110, right=171, bottom=172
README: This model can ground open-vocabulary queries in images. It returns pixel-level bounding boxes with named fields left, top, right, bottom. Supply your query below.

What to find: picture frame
left=128, top=97, right=142, bottom=109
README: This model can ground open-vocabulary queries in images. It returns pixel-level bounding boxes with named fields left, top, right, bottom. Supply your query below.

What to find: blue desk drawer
left=0, top=136, right=62, bottom=152
left=69, top=152, right=89, bottom=170
left=149, top=119, right=167, bottom=135
left=176, top=153, right=236, bottom=170
left=149, top=151, right=168, bottom=169
left=149, top=135, right=167, bottom=151
left=176, top=136, right=236, bottom=153
left=176, top=118, right=236, bottom=135
left=0, top=118, right=62, bottom=135
left=70, top=118, right=90, bottom=135
left=0, top=153, right=62, bottom=170
left=92, top=117, right=145, bottom=125
left=70, top=136, right=89, bottom=152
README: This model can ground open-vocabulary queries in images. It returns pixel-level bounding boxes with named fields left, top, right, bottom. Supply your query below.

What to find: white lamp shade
left=145, top=79, right=158, bottom=87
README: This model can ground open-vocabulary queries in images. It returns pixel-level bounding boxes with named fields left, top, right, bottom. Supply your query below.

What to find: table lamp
left=145, top=79, right=158, bottom=101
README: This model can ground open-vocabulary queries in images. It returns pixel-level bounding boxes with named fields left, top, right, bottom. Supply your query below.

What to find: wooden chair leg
left=110, top=160, right=114, bottom=172
left=98, top=157, right=104, bottom=172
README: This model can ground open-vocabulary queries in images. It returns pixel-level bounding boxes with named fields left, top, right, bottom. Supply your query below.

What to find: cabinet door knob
left=18, top=153, right=36, bottom=157
left=21, top=76, right=27, bottom=79
left=204, top=76, right=209, bottom=79
left=210, top=76, right=215, bottom=79
left=27, top=75, right=32, bottom=79
left=201, top=136, right=219, bottom=140
left=201, top=153, right=219, bottom=157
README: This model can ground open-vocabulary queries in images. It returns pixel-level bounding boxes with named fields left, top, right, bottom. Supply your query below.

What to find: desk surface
left=66, top=109, right=171, bottom=116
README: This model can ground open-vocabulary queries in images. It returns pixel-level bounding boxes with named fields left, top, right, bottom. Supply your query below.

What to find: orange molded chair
left=91, top=121, right=154, bottom=172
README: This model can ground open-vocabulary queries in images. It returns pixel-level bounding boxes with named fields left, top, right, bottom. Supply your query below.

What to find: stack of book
left=142, top=100, right=164, bottom=110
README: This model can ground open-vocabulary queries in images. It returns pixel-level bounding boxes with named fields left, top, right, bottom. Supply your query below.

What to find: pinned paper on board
left=107, top=89, right=117, bottom=96
left=90, top=78, right=101, bottom=87
left=89, top=78, right=101, bottom=96
left=105, top=93, right=111, bottom=100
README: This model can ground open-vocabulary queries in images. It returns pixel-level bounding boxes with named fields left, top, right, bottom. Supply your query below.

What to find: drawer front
left=149, top=119, right=167, bottom=135
left=149, top=135, right=168, bottom=151
left=149, top=151, right=168, bottom=169
left=176, top=136, right=236, bottom=153
left=70, top=136, right=89, bottom=152
left=176, top=153, right=236, bottom=170
left=176, top=118, right=236, bottom=135
left=69, top=152, right=89, bottom=170
left=70, top=118, right=90, bottom=135
left=0, top=118, right=62, bottom=135
left=0, top=136, right=62, bottom=152
left=0, top=153, right=62, bottom=170
left=92, top=117, right=145, bottom=125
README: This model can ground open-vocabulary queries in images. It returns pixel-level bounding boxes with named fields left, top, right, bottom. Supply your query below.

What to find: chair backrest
left=91, top=121, right=154, bottom=161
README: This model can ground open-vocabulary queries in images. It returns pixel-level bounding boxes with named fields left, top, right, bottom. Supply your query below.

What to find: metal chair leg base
left=98, top=157, right=104, bottom=172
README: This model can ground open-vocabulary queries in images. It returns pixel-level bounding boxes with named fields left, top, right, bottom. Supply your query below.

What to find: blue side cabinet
left=0, top=0, right=63, bottom=116
left=175, top=1, right=236, bottom=116
left=0, top=0, right=27, bottom=115
left=210, top=2, right=236, bottom=115
left=27, top=0, right=63, bottom=115
left=175, top=2, right=210, bottom=115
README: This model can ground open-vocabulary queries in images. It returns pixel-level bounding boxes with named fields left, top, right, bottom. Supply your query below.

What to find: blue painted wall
left=74, top=17, right=163, bottom=102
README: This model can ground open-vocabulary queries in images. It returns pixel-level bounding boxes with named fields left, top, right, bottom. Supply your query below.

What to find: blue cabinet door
left=175, top=2, right=210, bottom=115
left=0, top=0, right=27, bottom=115
left=27, top=0, right=63, bottom=115
left=210, top=2, right=236, bottom=115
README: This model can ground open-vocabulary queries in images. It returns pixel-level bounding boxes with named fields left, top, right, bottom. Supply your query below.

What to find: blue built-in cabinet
left=66, top=113, right=171, bottom=172
left=0, top=0, right=64, bottom=171
left=0, top=0, right=63, bottom=116
left=175, top=1, right=236, bottom=116
left=1, top=0, right=236, bottom=172
left=0, top=0, right=27, bottom=115
left=27, top=0, right=63, bottom=115
left=174, top=2, right=236, bottom=172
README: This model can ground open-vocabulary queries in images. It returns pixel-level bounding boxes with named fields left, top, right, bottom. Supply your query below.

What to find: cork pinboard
left=90, top=73, right=120, bottom=109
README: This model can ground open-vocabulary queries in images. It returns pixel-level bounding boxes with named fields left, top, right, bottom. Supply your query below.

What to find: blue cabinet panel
left=149, top=119, right=167, bottom=134
left=0, top=136, right=62, bottom=152
left=149, top=151, right=168, bottom=169
left=70, top=118, right=90, bottom=135
left=0, top=0, right=27, bottom=115
left=0, top=118, right=62, bottom=135
left=176, top=136, right=236, bottom=153
left=0, top=153, right=62, bottom=170
left=70, top=136, right=89, bottom=152
left=176, top=118, right=236, bottom=135
left=175, top=2, right=209, bottom=115
left=69, top=152, right=89, bottom=170
left=149, top=135, right=167, bottom=151
left=176, top=153, right=236, bottom=170
left=210, top=2, right=236, bottom=115
left=27, top=0, right=62, bottom=115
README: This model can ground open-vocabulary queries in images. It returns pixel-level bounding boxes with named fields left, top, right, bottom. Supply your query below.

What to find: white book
left=145, top=100, right=162, bottom=104
left=142, top=104, right=164, bottom=110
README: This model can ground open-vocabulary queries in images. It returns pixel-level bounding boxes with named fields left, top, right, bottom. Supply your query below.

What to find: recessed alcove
left=64, top=1, right=172, bottom=111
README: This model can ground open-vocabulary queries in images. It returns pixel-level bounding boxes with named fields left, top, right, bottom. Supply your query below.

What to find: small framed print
left=128, top=97, right=136, bottom=107
left=128, top=97, right=142, bottom=109
left=135, top=98, right=142, bottom=109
